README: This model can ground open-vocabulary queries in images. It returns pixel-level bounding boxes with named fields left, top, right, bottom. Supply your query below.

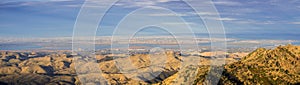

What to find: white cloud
left=0, top=0, right=75, bottom=8
left=157, top=0, right=171, bottom=3
left=213, top=1, right=242, bottom=6
left=192, top=12, right=219, bottom=16
left=49, top=0, right=73, bottom=2
left=114, top=0, right=178, bottom=8
left=218, top=17, right=238, bottom=21
left=148, top=13, right=188, bottom=16
left=289, top=22, right=300, bottom=24
left=228, top=20, right=279, bottom=25
left=162, top=22, right=196, bottom=25
left=205, top=17, right=237, bottom=21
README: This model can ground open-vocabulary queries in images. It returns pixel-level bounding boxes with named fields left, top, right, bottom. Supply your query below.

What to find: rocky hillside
left=0, top=51, right=186, bottom=85
left=222, top=44, right=300, bottom=84
left=0, top=51, right=78, bottom=85
left=159, top=45, right=300, bottom=85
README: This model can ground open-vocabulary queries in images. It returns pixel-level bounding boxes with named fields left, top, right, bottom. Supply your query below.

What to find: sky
left=0, top=0, right=300, bottom=39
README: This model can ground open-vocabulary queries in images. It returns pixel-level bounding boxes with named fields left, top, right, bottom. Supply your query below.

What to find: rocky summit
left=159, top=44, right=300, bottom=85
left=222, top=44, right=300, bottom=84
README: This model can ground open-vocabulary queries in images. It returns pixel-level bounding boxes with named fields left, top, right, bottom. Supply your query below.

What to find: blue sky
left=0, top=0, right=299, bottom=39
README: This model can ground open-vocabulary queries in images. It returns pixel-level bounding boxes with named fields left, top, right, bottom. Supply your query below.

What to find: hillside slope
left=159, top=45, right=300, bottom=85
left=223, top=44, right=300, bottom=84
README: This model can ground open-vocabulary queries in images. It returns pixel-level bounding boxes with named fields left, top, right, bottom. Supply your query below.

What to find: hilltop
left=222, top=44, right=300, bottom=84
left=159, top=45, right=300, bottom=85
